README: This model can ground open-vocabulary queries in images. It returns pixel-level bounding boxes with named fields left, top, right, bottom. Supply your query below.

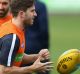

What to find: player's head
left=10, top=0, right=37, bottom=25
left=0, top=0, right=10, bottom=18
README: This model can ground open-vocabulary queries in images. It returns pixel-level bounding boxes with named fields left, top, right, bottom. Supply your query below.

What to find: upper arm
left=0, top=34, right=20, bottom=67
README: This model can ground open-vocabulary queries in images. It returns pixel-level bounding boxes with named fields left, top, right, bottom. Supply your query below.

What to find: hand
left=32, top=55, right=53, bottom=73
left=39, top=49, right=50, bottom=61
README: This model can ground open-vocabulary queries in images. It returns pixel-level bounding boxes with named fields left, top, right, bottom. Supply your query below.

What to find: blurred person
left=25, top=0, right=49, bottom=74
left=0, top=0, right=53, bottom=74
left=0, top=0, right=12, bottom=25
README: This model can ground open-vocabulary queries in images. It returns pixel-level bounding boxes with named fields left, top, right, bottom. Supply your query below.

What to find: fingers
left=39, top=49, right=49, bottom=56
left=44, top=66, right=54, bottom=70
left=40, top=66, right=54, bottom=73
left=43, top=51, right=50, bottom=56
left=42, top=62, right=54, bottom=71
left=40, top=49, right=50, bottom=60
left=43, top=62, right=54, bottom=66
left=43, top=49, right=49, bottom=56
left=43, top=55, right=50, bottom=60
left=43, top=50, right=49, bottom=56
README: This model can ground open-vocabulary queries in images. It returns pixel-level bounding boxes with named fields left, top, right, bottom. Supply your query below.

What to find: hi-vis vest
left=0, top=20, right=25, bottom=67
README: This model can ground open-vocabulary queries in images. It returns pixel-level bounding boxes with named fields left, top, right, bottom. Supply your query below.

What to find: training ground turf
left=49, top=14, right=80, bottom=74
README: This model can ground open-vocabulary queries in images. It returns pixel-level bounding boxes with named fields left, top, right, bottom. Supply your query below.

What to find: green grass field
left=49, top=14, right=80, bottom=74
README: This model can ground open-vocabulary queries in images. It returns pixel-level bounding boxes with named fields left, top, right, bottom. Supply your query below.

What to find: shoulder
left=1, top=34, right=20, bottom=42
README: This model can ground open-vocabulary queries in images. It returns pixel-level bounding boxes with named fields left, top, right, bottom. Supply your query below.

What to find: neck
left=12, top=17, right=24, bottom=30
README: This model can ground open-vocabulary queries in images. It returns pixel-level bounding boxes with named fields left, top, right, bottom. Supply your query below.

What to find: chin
left=26, top=22, right=33, bottom=26
left=25, top=20, right=34, bottom=26
left=29, top=21, right=34, bottom=26
left=30, top=23, right=33, bottom=26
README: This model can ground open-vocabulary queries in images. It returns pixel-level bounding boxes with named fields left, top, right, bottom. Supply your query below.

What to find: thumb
left=36, top=55, right=42, bottom=62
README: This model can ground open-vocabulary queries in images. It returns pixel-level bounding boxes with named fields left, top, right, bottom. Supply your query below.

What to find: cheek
left=3, top=6, right=9, bottom=11
left=26, top=14, right=32, bottom=21
left=3, top=4, right=9, bottom=9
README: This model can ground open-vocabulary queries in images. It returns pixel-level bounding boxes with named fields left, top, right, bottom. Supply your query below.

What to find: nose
left=34, top=11, right=37, bottom=17
left=0, top=4, right=3, bottom=9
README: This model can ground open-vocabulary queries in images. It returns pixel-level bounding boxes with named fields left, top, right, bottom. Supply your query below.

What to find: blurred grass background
left=49, top=14, right=80, bottom=74
left=40, top=0, right=80, bottom=74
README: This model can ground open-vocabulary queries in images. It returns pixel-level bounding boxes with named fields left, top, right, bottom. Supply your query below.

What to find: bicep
left=0, top=34, right=20, bottom=67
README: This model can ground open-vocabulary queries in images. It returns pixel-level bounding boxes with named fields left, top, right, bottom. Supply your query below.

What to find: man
left=0, top=0, right=12, bottom=25
left=0, top=0, right=53, bottom=74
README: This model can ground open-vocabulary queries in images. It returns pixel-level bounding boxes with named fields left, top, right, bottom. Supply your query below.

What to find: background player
left=0, top=0, right=12, bottom=25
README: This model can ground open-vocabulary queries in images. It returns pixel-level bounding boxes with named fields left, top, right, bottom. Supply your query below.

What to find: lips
left=0, top=10, right=4, bottom=13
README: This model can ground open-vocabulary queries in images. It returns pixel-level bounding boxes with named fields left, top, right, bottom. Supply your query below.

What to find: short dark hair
left=10, top=0, right=35, bottom=17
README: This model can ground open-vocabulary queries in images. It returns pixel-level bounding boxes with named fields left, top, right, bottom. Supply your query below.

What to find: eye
left=31, top=9, right=35, bottom=13
left=2, top=2, right=8, bottom=5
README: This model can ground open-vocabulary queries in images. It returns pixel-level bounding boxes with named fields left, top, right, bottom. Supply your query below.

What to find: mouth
left=0, top=11, right=4, bottom=14
left=0, top=9, right=5, bottom=12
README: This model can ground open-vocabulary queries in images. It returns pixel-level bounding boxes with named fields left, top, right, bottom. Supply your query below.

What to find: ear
left=19, top=11, right=25, bottom=19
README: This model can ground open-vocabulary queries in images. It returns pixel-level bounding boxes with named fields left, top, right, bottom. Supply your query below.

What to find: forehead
left=29, top=4, right=35, bottom=10
left=0, top=0, right=9, bottom=3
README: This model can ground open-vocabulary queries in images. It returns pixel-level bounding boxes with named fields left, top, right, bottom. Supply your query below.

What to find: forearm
left=0, top=65, right=34, bottom=74
left=22, top=53, right=39, bottom=65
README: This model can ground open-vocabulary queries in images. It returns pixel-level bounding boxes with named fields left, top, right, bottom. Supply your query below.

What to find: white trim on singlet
left=7, top=34, right=16, bottom=66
